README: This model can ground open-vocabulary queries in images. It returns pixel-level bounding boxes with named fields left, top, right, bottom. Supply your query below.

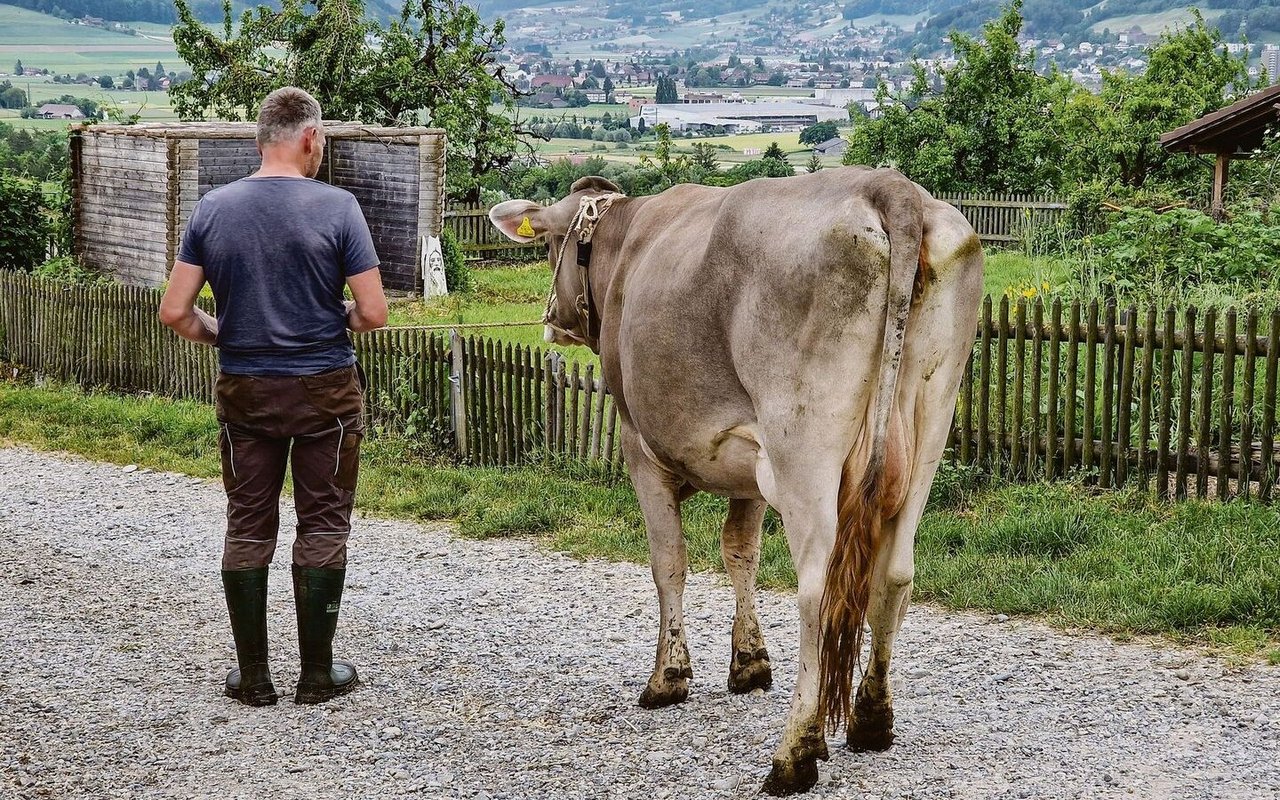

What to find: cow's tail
left=818, top=177, right=923, bottom=731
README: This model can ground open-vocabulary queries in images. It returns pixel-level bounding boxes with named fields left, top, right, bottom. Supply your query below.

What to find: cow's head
left=490, top=176, right=624, bottom=347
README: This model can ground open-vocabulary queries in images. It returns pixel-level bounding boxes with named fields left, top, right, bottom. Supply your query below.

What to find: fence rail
left=446, top=193, right=1067, bottom=257
left=4, top=269, right=1275, bottom=501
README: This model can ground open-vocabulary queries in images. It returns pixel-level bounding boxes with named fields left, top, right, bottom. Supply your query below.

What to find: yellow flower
left=1022, top=287, right=1037, bottom=298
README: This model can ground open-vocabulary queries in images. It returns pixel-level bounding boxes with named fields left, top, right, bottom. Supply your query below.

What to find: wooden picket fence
left=934, top=193, right=1068, bottom=245
left=957, top=295, right=1280, bottom=501
left=0, top=270, right=622, bottom=467
left=6, top=268, right=1280, bottom=500
left=447, top=193, right=1068, bottom=257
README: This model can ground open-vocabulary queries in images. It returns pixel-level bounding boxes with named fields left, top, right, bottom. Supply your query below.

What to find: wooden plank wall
left=934, top=193, right=1068, bottom=245
left=75, top=129, right=448, bottom=292
left=330, top=140, right=421, bottom=294
left=75, top=132, right=170, bottom=287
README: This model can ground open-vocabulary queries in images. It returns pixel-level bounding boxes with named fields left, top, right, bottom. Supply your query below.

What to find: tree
left=763, top=141, right=786, bottom=161
left=805, top=153, right=823, bottom=173
left=1058, top=10, right=1255, bottom=190
left=655, top=74, right=678, bottom=103
left=13, top=59, right=22, bottom=77
left=843, top=0, right=1074, bottom=194
left=0, top=174, right=48, bottom=274
left=691, top=141, right=719, bottom=171
left=799, top=120, right=839, bottom=145
left=170, top=0, right=523, bottom=200
left=98, top=75, right=115, bottom=89
left=602, top=75, right=614, bottom=101
left=0, top=82, right=26, bottom=109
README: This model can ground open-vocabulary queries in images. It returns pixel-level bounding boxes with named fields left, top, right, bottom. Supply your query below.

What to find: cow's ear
left=489, top=200, right=546, bottom=243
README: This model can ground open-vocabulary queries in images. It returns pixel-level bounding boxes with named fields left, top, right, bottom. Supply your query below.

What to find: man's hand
left=345, top=269, right=388, bottom=333
left=159, top=261, right=217, bottom=346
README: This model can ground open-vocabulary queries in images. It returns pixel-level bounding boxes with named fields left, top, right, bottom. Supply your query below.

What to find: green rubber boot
left=221, top=567, right=279, bottom=706
left=292, top=564, right=359, bottom=705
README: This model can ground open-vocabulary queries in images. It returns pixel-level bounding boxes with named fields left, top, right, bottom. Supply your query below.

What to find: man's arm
left=345, top=268, right=388, bottom=333
left=158, top=261, right=218, bottom=346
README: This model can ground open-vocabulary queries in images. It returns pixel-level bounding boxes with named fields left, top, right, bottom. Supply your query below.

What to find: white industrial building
left=633, top=101, right=847, bottom=133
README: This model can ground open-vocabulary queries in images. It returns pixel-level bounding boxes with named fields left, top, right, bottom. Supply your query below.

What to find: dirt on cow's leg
left=639, top=624, right=693, bottom=708
left=762, top=714, right=829, bottom=796
left=847, top=670, right=896, bottom=751
left=722, top=498, right=772, bottom=694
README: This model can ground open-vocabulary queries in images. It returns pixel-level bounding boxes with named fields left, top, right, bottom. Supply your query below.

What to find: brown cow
left=490, top=167, right=983, bottom=794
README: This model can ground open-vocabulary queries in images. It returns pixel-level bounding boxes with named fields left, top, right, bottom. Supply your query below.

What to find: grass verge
left=1, top=379, right=1276, bottom=663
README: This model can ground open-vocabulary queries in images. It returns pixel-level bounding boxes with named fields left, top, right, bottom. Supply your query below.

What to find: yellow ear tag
left=516, top=217, right=535, bottom=237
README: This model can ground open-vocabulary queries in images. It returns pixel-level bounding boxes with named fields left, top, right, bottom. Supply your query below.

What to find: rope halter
left=543, top=192, right=627, bottom=345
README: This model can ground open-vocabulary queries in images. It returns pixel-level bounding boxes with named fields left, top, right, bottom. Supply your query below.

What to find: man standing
left=159, top=87, right=388, bottom=706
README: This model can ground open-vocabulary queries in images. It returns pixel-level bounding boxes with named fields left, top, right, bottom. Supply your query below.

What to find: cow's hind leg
left=624, top=431, right=694, bottom=709
left=760, top=475, right=838, bottom=796
left=848, top=295, right=975, bottom=753
left=722, top=498, right=771, bottom=693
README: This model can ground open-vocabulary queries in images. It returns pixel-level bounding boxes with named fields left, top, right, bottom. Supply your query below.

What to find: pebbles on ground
left=1, top=447, right=1278, bottom=799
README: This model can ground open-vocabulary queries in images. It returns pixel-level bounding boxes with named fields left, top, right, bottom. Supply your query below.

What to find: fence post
left=450, top=329, right=468, bottom=460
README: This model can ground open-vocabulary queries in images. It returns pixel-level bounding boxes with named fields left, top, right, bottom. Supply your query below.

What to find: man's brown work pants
left=215, top=366, right=364, bottom=570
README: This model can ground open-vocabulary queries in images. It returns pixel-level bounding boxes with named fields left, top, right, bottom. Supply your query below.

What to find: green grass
left=983, top=251, right=1073, bottom=299
left=2, top=378, right=1277, bottom=660
left=386, top=260, right=597, bottom=361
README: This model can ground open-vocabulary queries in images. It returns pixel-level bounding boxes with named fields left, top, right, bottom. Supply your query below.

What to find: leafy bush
left=0, top=173, right=48, bottom=273
left=1075, top=207, right=1280, bottom=306
left=32, top=256, right=108, bottom=285
left=440, top=227, right=472, bottom=294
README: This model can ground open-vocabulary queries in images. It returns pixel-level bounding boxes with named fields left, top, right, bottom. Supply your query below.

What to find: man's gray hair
left=256, top=87, right=323, bottom=146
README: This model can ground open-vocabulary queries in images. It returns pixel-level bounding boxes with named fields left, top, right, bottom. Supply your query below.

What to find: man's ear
left=489, top=200, right=547, bottom=243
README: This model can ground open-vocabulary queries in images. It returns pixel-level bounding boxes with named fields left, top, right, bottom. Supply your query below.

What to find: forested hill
left=0, top=0, right=401, bottom=25
left=856, top=0, right=1280, bottom=52
left=2, top=0, right=225, bottom=23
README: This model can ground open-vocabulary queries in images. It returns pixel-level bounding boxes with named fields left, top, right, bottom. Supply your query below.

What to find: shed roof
left=1160, top=83, right=1280, bottom=155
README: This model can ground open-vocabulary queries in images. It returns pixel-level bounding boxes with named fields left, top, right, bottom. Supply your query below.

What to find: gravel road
left=1, top=446, right=1278, bottom=800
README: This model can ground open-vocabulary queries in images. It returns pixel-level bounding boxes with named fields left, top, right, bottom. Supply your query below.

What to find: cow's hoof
left=638, top=682, right=688, bottom=709
left=727, top=648, right=772, bottom=694
left=847, top=724, right=895, bottom=752
left=847, top=704, right=895, bottom=752
left=761, top=757, right=819, bottom=796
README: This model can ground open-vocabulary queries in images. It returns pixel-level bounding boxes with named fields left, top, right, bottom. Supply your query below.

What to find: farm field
left=527, top=131, right=839, bottom=169
left=0, top=6, right=182, bottom=75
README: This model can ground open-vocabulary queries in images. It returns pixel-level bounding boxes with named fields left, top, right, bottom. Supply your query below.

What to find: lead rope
left=544, top=192, right=626, bottom=341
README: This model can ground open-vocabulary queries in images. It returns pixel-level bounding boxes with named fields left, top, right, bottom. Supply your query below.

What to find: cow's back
left=602, top=168, right=946, bottom=497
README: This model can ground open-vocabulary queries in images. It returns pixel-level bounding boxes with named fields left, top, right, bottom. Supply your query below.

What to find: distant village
left=500, top=9, right=1280, bottom=126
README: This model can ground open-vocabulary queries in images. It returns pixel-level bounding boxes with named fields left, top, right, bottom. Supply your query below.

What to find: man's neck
left=254, top=153, right=308, bottom=178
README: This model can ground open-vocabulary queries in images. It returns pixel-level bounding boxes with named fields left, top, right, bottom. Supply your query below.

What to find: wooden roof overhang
left=1160, top=83, right=1280, bottom=157
left=1160, top=84, right=1280, bottom=213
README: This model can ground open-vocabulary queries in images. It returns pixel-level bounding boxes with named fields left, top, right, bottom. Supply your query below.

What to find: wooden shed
left=70, top=122, right=447, bottom=293
left=1160, top=83, right=1280, bottom=214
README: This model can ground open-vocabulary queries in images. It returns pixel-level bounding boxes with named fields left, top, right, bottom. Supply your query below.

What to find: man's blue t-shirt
left=177, top=177, right=380, bottom=376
